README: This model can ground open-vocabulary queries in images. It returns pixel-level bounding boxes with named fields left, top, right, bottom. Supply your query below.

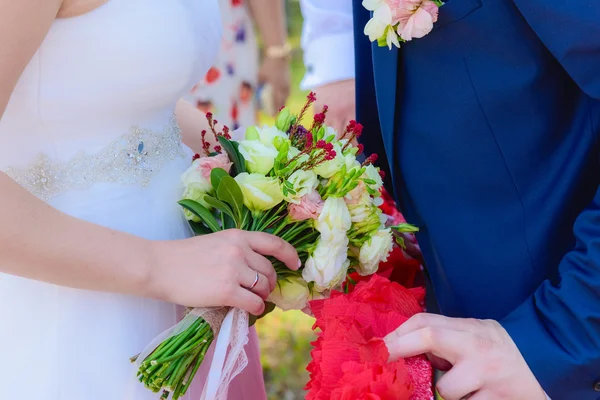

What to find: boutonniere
left=363, top=0, right=443, bottom=49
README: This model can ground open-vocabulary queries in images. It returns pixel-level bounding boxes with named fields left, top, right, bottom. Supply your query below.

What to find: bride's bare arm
left=0, top=174, right=158, bottom=293
left=0, top=1, right=299, bottom=315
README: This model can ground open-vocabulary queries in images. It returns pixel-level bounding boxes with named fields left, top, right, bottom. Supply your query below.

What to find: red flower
left=306, top=276, right=432, bottom=400
left=331, top=361, right=413, bottom=400
left=379, top=188, right=405, bottom=223
left=314, top=113, right=326, bottom=124
left=204, top=67, right=221, bottom=84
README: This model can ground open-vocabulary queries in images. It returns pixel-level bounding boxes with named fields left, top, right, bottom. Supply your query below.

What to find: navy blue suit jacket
left=353, top=0, right=600, bottom=398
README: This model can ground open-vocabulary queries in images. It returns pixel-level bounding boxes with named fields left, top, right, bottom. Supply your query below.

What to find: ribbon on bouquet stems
left=200, top=308, right=249, bottom=399
left=130, top=307, right=250, bottom=400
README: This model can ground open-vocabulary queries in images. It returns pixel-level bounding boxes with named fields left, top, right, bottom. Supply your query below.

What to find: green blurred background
left=256, top=2, right=316, bottom=399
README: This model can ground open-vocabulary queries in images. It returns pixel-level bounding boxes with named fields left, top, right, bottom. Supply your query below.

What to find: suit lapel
left=372, top=43, right=399, bottom=152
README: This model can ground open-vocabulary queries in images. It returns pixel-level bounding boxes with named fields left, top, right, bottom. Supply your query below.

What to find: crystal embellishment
left=3, top=115, right=186, bottom=202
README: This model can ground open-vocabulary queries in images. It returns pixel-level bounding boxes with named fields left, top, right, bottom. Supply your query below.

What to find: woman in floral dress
left=185, top=0, right=291, bottom=130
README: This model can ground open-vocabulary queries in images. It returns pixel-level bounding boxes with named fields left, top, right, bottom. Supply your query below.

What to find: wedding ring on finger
left=246, top=271, right=260, bottom=290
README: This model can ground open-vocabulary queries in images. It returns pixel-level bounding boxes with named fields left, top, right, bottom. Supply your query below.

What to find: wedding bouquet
left=132, top=93, right=417, bottom=399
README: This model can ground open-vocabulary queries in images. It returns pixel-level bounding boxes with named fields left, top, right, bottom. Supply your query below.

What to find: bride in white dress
left=0, top=1, right=299, bottom=399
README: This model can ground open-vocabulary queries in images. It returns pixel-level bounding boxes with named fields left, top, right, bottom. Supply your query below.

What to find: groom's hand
left=384, top=314, right=547, bottom=400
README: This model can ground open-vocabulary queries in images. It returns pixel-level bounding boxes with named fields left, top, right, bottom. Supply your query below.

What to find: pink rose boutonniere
left=363, top=0, right=442, bottom=49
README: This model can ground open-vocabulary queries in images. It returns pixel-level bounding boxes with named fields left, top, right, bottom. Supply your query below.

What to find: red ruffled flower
left=346, top=247, right=423, bottom=295
left=306, top=275, right=433, bottom=400
left=331, top=360, right=413, bottom=400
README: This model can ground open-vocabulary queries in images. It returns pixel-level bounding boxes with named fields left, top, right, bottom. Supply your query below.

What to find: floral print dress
left=185, top=0, right=259, bottom=130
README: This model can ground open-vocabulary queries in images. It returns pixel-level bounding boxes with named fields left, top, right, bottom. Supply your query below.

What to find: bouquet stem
left=133, top=312, right=221, bottom=400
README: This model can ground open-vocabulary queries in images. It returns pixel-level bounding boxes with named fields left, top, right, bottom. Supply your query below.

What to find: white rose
left=315, top=197, right=352, bottom=241
left=286, top=170, right=319, bottom=204
left=357, top=228, right=394, bottom=276
left=181, top=159, right=213, bottom=193
left=267, top=276, right=311, bottom=311
left=363, top=164, right=384, bottom=192
left=238, top=140, right=278, bottom=175
left=302, top=236, right=350, bottom=291
left=313, top=143, right=344, bottom=178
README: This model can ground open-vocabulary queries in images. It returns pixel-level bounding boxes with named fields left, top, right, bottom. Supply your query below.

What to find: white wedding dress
left=0, top=1, right=241, bottom=399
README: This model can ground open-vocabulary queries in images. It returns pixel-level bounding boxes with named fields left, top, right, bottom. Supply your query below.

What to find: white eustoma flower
left=238, top=140, right=278, bottom=175
left=324, top=126, right=338, bottom=139
left=267, top=276, right=311, bottom=311
left=357, top=228, right=394, bottom=275
left=363, top=164, right=384, bottom=192
left=251, top=125, right=288, bottom=146
left=313, top=143, right=344, bottom=178
left=363, top=0, right=393, bottom=41
left=344, top=152, right=361, bottom=171
left=181, top=159, right=213, bottom=193
left=315, top=197, right=352, bottom=241
left=386, top=26, right=401, bottom=49
left=288, top=145, right=310, bottom=165
left=302, top=236, right=350, bottom=292
left=286, top=169, right=319, bottom=204
left=234, top=173, right=284, bottom=212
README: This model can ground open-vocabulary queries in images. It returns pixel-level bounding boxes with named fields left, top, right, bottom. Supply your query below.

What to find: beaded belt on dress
left=3, top=115, right=187, bottom=201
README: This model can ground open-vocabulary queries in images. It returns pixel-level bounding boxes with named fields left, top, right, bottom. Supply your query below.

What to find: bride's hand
left=149, top=229, right=300, bottom=315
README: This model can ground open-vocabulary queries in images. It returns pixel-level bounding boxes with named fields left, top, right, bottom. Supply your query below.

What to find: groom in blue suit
left=301, top=0, right=600, bottom=398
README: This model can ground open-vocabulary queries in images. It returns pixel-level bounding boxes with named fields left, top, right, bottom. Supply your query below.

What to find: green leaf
left=241, top=207, right=252, bottom=230
left=216, top=175, right=245, bottom=219
left=210, top=168, right=230, bottom=191
left=395, top=235, right=406, bottom=249
left=188, top=221, right=212, bottom=235
left=178, top=199, right=221, bottom=232
left=203, top=195, right=237, bottom=222
left=217, top=136, right=246, bottom=175
left=377, top=26, right=389, bottom=47
left=248, top=301, right=276, bottom=327
left=223, top=214, right=237, bottom=230
left=231, top=141, right=247, bottom=171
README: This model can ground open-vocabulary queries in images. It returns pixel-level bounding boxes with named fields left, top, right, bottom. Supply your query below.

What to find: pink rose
left=196, top=153, right=232, bottom=179
left=289, top=190, right=324, bottom=222
left=395, top=0, right=439, bottom=41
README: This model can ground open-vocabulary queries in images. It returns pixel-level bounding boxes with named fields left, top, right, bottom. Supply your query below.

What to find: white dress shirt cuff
left=300, top=31, right=356, bottom=90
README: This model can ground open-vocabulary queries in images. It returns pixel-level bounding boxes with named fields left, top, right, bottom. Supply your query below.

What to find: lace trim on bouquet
left=3, top=114, right=186, bottom=201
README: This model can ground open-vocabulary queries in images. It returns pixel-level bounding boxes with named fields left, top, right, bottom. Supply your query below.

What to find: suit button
left=594, top=380, right=600, bottom=392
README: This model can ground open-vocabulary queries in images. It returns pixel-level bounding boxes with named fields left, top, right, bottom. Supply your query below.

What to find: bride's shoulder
left=57, top=0, right=110, bottom=19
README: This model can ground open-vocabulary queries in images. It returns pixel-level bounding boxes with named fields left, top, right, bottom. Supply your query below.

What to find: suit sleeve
left=501, top=2, right=600, bottom=398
